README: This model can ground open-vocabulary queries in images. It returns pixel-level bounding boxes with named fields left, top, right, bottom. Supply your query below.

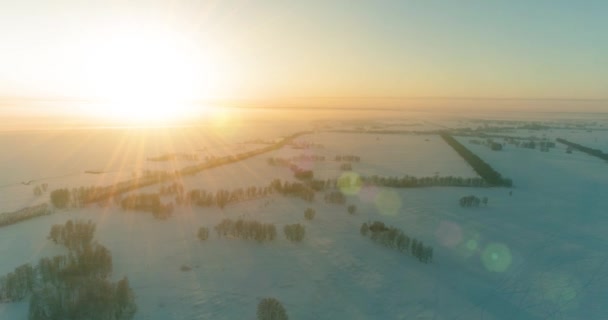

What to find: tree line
left=360, top=221, right=434, bottom=263
left=440, top=132, right=513, bottom=187
left=556, top=138, right=608, bottom=160
left=45, top=131, right=311, bottom=209
left=214, top=218, right=278, bottom=242
left=200, top=219, right=308, bottom=243
left=0, top=204, right=51, bottom=228
left=120, top=193, right=174, bottom=219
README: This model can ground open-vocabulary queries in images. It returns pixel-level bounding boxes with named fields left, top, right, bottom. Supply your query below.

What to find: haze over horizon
left=1, top=0, right=607, bottom=120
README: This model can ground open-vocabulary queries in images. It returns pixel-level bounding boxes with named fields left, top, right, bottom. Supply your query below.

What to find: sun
left=77, top=25, right=217, bottom=124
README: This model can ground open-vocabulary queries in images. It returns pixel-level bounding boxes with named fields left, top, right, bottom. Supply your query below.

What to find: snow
left=2, top=120, right=608, bottom=319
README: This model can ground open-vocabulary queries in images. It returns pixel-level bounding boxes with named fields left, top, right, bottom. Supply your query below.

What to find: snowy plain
left=1, top=115, right=608, bottom=319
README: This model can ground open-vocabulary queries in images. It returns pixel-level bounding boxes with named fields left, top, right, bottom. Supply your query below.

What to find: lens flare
left=481, top=243, right=512, bottom=272
left=374, top=189, right=401, bottom=216
left=435, top=220, right=463, bottom=247
left=338, top=171, right=362, bottom=195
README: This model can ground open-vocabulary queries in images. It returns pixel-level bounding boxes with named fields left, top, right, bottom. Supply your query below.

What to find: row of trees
left=214, top=218, right=278, bottom=242
left=440, top=132, right=513, bottom=187
left=120, top=193, right=174, bottom=219
left=0, top=220, right=137, bottom=319
left=556, top=138, right=608, bottom=160
left=270, top=180, right=315, bottom=202
left=360, top=221, right=434, bottom=263
left=0, top=203, right=51, bottom=228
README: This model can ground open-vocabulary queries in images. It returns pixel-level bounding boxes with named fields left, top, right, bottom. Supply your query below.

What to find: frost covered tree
left=347, top=205, right=357, bottom=215
left=284, top=224, right=305, bottom=242
left=304, top=208, right=316, bottom=220
left=50, top=189, right=70, bottom=209
left=360, top=223, right=369, bottom=236
left=197, top=227, right=209, bottom=241
left=257, top=298, right=288, bottom=320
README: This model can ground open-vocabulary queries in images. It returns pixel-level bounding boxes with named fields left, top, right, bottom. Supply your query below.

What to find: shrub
left=197, top=227, right=209, bottom=241
left=50, top=189, right=70, bottom=209
left=257, top=297, right=288, bottom=320
left=304, top=208, right=316, bottom=220
left=347, top=205, right=357, bottom=215
left=360, top=223, right=369, bottom=236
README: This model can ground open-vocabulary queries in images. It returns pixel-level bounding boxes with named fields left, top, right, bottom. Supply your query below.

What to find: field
left=1, top=115, right=608, bottom=319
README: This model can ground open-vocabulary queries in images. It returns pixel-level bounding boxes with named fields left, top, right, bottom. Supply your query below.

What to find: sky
left=0, top=0, right=607, bottom=115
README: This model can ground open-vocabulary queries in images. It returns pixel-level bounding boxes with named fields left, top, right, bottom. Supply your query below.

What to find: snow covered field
left=2, top=118, right=608, bottom=319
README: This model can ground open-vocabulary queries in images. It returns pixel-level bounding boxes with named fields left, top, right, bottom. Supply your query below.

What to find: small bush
left=347, top=205, right=357, bottom=215
left=304, top=208, right=316, bottom=220
left=257, top=297, right=288, bottom=320
left=50, top=189, right=70, bottom=209
left=197, top=227, right=209, bottom=241
left=360, top=223, right=368, bottom=236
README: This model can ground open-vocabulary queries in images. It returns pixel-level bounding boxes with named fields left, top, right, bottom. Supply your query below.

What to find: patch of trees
left=360, top=221, right=434, bottom=263
left=324, top=191, right=346, bottom=204
left=470, top=138, right=503, bottom=151
left=0, top=263, right=35, bottom=301
left=257, top=297, right=289, bottom=320
left=339, top=163, right=353, bottom=171
left=48, top=220, right=96, bottom=251
left=148, top=153, right=200, bottom=162
left=214, top=218, right=277, bottom=242
left=270, top=179, right=315, bottom=202
left=304, top=208, right=316, bottom=220
left=283, top=224, right=305, bottom=242
left=556, top=138, right=608, bottom=161
left=33, top=183, right=49, bottom=196
left=440, top=132, right=513, bottom=187
left=0, top=221, right=137, bottom=320
left=50, top=188, right=71, bottom=208
left=293, top=169, right=313, bottom=180
left=120, top=193, right=174, bottom=219
left=0, top=204, right=51, bottom=228
left=459, top=195, right=488, bottom=207
left=185, top=187, right=267, bottom=208
left=335, top=155, right=360, bottom=162
left=183, top=181, right=314, bottom=210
